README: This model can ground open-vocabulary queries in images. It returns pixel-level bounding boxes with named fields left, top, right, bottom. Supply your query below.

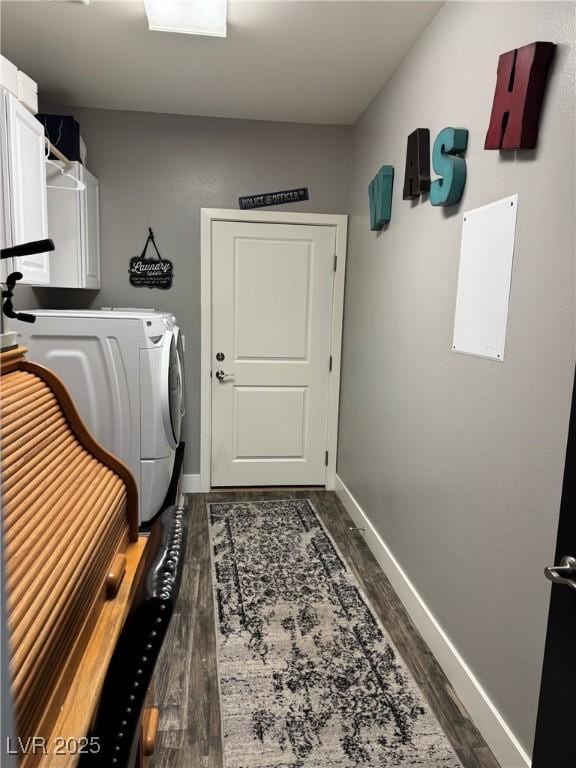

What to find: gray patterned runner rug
left=209, top=498, right=462, bottom=768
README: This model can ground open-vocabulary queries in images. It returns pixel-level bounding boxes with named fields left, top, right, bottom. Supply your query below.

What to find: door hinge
left=333, top=254, right=338, bottom=272
left=329, top=355, right=333, bottom=372
left=325, top=451, right=329, bottom=466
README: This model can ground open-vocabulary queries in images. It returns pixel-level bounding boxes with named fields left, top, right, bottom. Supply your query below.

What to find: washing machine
left=13, top=309, right=185, bottom=525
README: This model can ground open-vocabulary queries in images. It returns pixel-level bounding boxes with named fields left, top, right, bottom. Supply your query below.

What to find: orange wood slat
left=2, top=408, right=65, bottom=451
left=16, top=521, right=124, bottom=738
left=0, top=371, right=47, bottom=394
left=6, top=448, right=99, bottom=534
left=0, top=371, right=39, bottom=395
left=2, top=431, right=76, bottom=493
left=18, top=361, right=139, bottom=542
left=6, top=458, right=104, bottom=577
left=7, top=482, right=126, bottom=697
left=0, top=347, right=28, bottom=374
left=8, top=471, right=121, bottom=633
left=1, top=401, right=62, bottom=442
left=0, top=389, right=55, bottom=425
left=15, top=510, right=126, bottom=731
left=0, top=370, right=33, bottom=392
left=33, top=536, right=147, bottom=768
left=1, top=378, right=48, bottom=404
left=1, top=388, right=56, bottom=419
left=11, top=496, right=125, bottom=702
left=4, top=449, right=96, bottom=539
left=2, top=440, right=83, bottom=509
left=2, top=418, right=68, bottom=470
left=1, top=405, right=66, bottom=471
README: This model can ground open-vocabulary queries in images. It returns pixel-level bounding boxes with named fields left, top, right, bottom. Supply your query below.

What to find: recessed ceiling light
left=143, top=0, right=227, bottom=37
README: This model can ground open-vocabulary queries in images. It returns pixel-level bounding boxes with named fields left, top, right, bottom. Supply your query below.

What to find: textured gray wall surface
left=338, top=1, right=575, bottom=754
left=25, top=108, right=351, bottom=473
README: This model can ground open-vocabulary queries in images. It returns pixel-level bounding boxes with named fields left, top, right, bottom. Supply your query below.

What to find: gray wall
left=338, top=0, right=575, bottom=755
left=25, top=109, right=351, bottom=474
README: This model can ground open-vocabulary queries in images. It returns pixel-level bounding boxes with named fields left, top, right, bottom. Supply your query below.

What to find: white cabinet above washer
left=45, top=161, right=101, bottom=289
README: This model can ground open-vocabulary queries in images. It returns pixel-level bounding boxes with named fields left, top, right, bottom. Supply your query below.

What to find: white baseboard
left=182, top=473, right=201, bottom=493
left=334, top=474, right=531, bottom=768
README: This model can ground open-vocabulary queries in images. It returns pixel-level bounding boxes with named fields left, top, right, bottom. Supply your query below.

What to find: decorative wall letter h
left=369, top=166, right=394, bottom=230
left=485, top=41, right=556, bottom=150
left=403, top=128, right=430, bottom=199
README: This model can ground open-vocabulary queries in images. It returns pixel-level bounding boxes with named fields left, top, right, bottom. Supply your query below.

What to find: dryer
left=13, top=309, right=185, bottom=524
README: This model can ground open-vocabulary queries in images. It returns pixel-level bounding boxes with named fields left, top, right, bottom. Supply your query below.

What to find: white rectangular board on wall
left=452, top=194, right=518, bottom=362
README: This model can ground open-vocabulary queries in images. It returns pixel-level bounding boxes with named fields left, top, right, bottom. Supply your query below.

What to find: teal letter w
left=369, top=165, right=394, bottom=231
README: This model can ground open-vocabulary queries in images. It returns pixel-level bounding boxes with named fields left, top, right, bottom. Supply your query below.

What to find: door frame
left=200, top=208, right=348, bottom=493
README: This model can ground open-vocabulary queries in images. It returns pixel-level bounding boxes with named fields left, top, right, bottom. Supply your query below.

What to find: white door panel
left=235, top=239, right=311, bottom=359
left=0, top=90, right=13, bottom=282
left=45, top=161, right=82, bottom=287
left=211, top=221, right=335, bottom=486
left=46, top=162, right=101, bottom=289
left=5, top=93, right=49, bottom=284
left=234, top=386, right=308, bottom=458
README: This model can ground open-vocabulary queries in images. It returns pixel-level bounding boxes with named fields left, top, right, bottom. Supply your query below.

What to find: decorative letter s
left=430, top=128, right=468, bottom=207
left=369, top=165, right=394, bottom=231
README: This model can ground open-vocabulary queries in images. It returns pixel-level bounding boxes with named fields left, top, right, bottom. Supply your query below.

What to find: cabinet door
left=0, top=90, right=12, bottom=282
left=81, top=168, right=100, bottom=289
left=6, top=93, right=50, bottom=284
left=45, top=161, right=82, bottom=288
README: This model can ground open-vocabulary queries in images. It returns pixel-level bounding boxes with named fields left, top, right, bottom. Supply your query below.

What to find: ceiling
left=0, top=1, right=443, bottom=125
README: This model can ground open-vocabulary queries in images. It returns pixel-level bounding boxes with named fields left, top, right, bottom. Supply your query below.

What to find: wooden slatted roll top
left=1, top=347, right=140, bottom=767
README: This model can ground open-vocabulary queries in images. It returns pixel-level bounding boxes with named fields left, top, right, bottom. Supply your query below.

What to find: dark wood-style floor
left=151, top=490, right=501, bottom=768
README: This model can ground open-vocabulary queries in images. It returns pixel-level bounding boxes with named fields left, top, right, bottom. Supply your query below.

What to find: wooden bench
left=1, top=347, right=186, bottom=767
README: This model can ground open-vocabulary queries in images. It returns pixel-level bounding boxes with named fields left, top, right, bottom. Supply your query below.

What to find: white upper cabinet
left=0, top=84, right=100, bottom=290
left=4, top=90, right=50, bottom=284
left=45, top=161, right=101, bottom=289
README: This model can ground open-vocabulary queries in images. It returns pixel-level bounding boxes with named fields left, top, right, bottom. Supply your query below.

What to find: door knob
left=215, top=370, right=234, bottom=382
left=544, top=556, right=576, bottom=591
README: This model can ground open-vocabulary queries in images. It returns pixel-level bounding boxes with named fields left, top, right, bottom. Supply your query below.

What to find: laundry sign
left=129, top=228, right=173, bottom=290
left=239, top=187, right=309, bottom=210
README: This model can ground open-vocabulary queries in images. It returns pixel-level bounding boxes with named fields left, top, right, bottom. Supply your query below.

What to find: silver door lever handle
left=215, top=370, right=234, bottom=382
left=544, top=556, right=576, bottom=591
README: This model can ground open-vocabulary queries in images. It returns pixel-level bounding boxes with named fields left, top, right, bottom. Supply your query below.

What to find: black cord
left=2, top=273, right=36, bottom=323
left=140, top=228, right=164, bottom=261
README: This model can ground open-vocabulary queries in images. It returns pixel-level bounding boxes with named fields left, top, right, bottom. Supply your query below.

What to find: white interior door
left=211, top=220, right=336, bottom=486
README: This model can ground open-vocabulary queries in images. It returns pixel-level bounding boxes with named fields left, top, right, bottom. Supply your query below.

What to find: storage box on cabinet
left=46, top=161, right=101, bottom=289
